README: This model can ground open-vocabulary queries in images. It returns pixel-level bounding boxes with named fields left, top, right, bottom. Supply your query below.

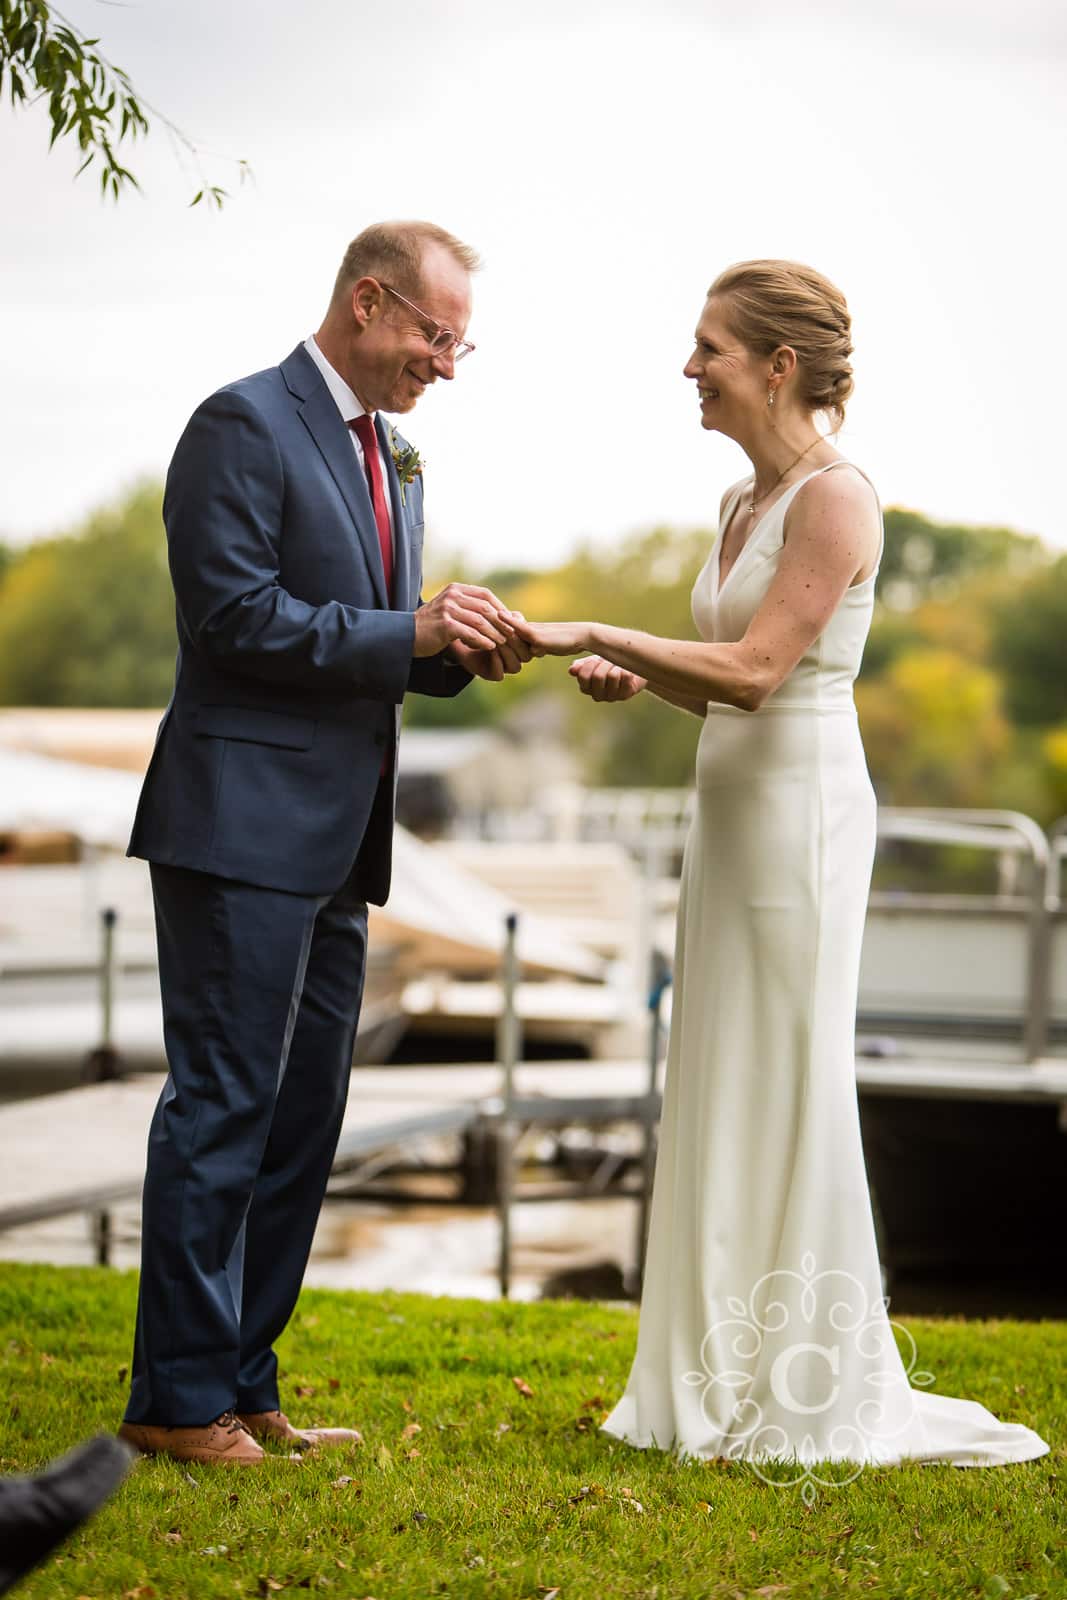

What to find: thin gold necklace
left=749, top=436, right=823, bottom=520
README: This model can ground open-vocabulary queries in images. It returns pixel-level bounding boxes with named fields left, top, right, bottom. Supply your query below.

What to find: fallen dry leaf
left=328, top=1377, right=340, bottom=1391
left=402, top=1398, right=414, bottom=1412
left=406, top=1447, right=421, bottom=1459
left=568, top=1483, right=606, bottom=1503
left=512, top=1376, right=534, bottom=1398
left=163, top=1532, right=182, bottom=1546
left=257, top=1581, right=284, bottom=1596
left=294, top=1385, right=315, bottom=1399
left=401, top=1422, right=421, bottom=1439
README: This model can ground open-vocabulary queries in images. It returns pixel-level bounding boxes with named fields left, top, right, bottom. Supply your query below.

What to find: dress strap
left=803, top=458, right=881, bottom=507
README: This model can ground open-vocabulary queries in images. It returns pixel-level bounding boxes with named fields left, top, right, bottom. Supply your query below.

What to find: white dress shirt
left=303, top=334, right=395, bottom=539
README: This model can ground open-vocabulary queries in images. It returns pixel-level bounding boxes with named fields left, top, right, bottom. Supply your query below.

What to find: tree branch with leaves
left=1, top=0, right=248, bottom=205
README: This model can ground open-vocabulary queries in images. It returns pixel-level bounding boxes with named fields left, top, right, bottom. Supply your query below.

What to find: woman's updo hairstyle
left=708, top=259, right=854, bottom=430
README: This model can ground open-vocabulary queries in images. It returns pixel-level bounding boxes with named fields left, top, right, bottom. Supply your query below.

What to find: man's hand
left=447, top=609, right=532, bottom=681
left=413, top=583, right=517, bottom=659
left=569, top=654, right=647, bottom=702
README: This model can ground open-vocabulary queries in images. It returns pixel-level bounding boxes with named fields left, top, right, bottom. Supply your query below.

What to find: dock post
left=84, top=908, right=122, bottom=1084
left=100, top=906, right=117, bottom=1052
left=496, top=912, right=521, bottom=1299
left=632, top=949, right=670, bottom=1294
left=86, top=906, right=120, bottom=1265
left=90, top=1208, right=113, bottom=1268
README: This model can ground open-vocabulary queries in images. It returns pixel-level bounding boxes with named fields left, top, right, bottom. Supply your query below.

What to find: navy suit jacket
left=128, top=343, right=470, bottom=903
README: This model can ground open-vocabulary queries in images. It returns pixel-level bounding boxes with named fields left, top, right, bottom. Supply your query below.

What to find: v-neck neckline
left=714, top=461, right=843, bottom=601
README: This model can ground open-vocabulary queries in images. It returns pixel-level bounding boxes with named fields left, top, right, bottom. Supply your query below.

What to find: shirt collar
left=304, top=334, right=371, bottom=427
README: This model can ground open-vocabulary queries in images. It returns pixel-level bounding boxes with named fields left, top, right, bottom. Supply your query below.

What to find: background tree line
left=1, top=481, right=1065, bottom=821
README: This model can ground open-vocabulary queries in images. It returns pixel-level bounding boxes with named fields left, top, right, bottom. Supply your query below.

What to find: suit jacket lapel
left=378, top=415, right=413, bottom=611
left=282, top=346, right=390, bottom=609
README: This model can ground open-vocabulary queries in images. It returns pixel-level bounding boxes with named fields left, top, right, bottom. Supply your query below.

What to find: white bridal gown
left=601, top=461, right=1049, bottom=1473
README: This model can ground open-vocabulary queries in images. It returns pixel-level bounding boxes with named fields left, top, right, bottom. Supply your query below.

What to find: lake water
left=0, top=1190, right=638, bottom=1304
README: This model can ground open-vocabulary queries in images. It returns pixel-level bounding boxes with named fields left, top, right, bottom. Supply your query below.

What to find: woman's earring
left=767, top=387, right=776, bottom=408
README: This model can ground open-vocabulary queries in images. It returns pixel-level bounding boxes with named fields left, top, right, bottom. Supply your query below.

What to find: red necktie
left=349, top=413, right=394, bottom=601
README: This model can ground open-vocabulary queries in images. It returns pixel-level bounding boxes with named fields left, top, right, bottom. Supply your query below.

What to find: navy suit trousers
left=124, top=862, right=368, bottom=1426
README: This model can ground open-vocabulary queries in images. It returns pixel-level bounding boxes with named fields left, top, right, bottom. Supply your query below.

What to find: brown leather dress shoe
left=118, top=1410, right=265, bottom=1466
left=236, top=1409, right=363, bottom=1451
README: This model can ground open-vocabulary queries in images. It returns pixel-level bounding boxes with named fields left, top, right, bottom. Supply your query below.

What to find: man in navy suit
left=119, top=221, right=524, bottom=1465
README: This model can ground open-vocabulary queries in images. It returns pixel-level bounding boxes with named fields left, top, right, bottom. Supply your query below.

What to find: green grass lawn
left=0, top=1263, right=1063, bottom=1600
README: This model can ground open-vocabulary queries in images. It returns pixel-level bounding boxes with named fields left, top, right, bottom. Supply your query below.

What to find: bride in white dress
left=516, top=260, right=1049, bottom=1475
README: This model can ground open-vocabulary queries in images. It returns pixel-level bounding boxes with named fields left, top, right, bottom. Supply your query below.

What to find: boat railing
left=550, top=796, right=1060, bottom=1061
left=1047, top=816, right=1067, bottom=912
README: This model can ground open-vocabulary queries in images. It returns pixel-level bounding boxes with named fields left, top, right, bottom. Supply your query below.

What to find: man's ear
left=351, top=276, right=384, bottom=333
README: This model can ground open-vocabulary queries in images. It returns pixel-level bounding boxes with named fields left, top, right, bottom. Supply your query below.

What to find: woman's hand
left=511, top=619, right=594, bottom=657
left=448, top=612, right=533, bottom=680
left=569, top=654, right=647, bottom=702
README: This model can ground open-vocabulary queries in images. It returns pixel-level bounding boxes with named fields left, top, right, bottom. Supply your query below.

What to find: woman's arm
left=522, top=469, right=880, bottom=711
left=647, top=682, right=708, bottom=717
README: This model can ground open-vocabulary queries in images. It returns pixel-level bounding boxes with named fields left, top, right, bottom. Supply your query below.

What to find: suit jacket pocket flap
left=194, top=704, right=315, bottom=749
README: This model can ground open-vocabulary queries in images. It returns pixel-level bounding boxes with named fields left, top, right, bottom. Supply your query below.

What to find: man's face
left=349, top=244, right=473, bottom=415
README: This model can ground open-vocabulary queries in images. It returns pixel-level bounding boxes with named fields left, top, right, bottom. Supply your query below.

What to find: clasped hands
left=415, top=583, right=645, bottom=701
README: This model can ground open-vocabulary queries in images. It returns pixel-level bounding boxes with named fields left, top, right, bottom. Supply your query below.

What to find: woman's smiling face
left=683, top=295, right=767, bottom=437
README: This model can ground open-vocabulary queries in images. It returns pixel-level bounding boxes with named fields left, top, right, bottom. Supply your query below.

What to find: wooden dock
left=0, top=1060, right=659, bottom=1234
left=2, top=1055, right=1066, bottom=1239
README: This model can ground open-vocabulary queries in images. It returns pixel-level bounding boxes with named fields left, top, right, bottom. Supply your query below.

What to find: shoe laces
left=214, top=1410, right=251, bottom=1436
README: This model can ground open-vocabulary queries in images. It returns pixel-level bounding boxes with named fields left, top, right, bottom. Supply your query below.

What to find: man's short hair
left=331, top=220, right=481, bottom=306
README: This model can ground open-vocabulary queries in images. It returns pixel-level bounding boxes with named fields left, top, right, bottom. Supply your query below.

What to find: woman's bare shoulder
left=783, top=460, right=882, bottom=578
left=791, top=460, right=880, bottom=520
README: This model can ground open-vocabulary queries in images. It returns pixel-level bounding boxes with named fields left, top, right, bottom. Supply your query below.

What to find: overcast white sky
left=2, top=0, right=1064, bottom=570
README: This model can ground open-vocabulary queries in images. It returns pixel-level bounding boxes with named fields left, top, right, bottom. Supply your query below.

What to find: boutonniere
left=388, top=426, right=424, bottom=507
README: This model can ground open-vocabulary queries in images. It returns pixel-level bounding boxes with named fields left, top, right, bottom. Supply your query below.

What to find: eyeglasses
left=380, top=282, right=475, bottom=362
